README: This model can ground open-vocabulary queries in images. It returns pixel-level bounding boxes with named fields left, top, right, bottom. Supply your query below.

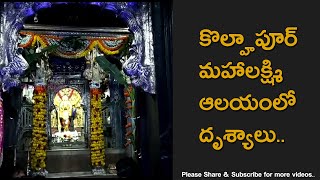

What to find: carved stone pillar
left=109, top=76, right=124, bottom=149
left=30, top=85, right=47, bottom=176
left=30, top=48, right=51, bottom=177
left=84, top=49, right=107, bottom=175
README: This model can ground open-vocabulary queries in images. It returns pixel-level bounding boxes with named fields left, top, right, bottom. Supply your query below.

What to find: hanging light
left=34, top=13, right=39, bottom=23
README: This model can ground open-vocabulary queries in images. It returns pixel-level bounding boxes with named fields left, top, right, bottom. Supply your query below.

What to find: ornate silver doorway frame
left=0, top=2, right=156, bottom=94
left=47, top=78, right=89, bottom=149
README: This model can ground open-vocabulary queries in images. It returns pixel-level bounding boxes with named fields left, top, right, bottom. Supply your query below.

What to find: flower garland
left=90, top=88, right=106, bottom=168
left=124, top=85, right=136, bottom=149
left=30, top=85, right=48, bottom=172
left=18, top=33, right=129, bottom=58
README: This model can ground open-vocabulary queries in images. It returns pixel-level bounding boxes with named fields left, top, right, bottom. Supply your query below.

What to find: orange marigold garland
left=124, top=85, right=136, bottom=151
left=90, top=88, right=106, bottom=174
left=31, top=85, right=48, bottom=175
left=18, top=32, right=129, bottom=58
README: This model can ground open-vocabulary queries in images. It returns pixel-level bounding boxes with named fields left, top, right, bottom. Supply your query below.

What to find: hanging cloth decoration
left=0, top=92, right=4, bottom=168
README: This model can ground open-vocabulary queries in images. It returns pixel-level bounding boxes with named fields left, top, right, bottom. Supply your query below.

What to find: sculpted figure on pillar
left=83, top=48, right=106, bottom=88
left=35, top=48, right=52, bottom=86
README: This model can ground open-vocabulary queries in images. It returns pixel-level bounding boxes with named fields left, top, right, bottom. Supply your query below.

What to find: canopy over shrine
left=19, top=24, right=131, bottom=59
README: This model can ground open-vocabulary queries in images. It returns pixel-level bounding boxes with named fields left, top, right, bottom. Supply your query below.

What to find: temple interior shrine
left=0, top=2, right=172, bottom=178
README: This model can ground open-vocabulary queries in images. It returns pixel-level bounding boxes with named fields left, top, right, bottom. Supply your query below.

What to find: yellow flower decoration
left=90, top=88, right=106, bottom=167
left=31, top=86, right=48, bottom=172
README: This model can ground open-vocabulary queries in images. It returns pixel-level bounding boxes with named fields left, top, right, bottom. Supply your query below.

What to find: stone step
left=16, top=149, right=127, bottom=174
left=46, top=149, right=91, bottom=173
left=46, top=171, right=118, bottom=178
left=46, top=148, right=126, bottom=173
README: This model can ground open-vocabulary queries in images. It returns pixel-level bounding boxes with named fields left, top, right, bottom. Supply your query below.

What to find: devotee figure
left=59, top=117, right=65, bottom=132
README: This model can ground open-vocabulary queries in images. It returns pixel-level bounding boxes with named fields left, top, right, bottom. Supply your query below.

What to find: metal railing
left=16, top=104, right=33, bottom=151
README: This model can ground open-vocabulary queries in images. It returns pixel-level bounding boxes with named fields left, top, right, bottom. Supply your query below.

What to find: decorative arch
left=51, top=85, right=83, bottom=100
left=0, top=2, right=156, bottom=94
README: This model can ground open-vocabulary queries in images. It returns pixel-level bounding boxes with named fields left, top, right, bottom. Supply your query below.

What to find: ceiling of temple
left=24, top=3, right=128, bottom=28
